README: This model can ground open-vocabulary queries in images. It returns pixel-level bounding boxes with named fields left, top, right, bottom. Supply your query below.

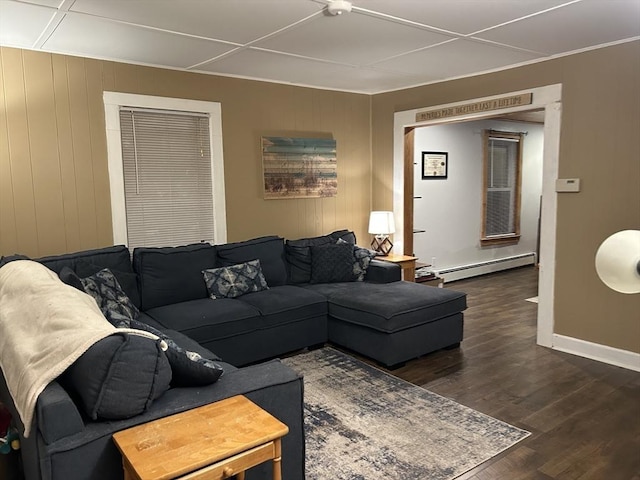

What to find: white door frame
left=392, top=84, right=562, bottom=348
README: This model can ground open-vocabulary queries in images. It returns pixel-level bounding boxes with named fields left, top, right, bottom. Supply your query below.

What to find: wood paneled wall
left=371, top=41, right=640, bottom=354
left=0, top=47, right=371, bottom=258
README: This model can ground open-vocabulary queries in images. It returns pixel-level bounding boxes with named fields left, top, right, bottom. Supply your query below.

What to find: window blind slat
left=120, top=109, right=214, bottom=248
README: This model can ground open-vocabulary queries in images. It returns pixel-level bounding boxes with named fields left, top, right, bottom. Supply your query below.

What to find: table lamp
left=595, top=229, right=640, bottom=294
left=368, top=211, right=395, bottom=256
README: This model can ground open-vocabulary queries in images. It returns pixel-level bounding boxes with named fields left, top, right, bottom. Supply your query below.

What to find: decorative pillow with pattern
left=337, top=238, right=378, bottom=281
left=80, top=268, right=139, bottom=327
left=128, top=319, right=223, bottom=387
left=202, top=259, right=269, bottom=299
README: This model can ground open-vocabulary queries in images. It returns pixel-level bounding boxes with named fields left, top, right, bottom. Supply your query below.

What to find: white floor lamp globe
left=595, top=230, right=640, bottom=294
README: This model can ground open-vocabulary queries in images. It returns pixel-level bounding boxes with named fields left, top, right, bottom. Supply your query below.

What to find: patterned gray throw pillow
left=202, top=259, right=269, bottom=299
left=81, top=268, right=139, bottom=326
left=337, top=238, right=378, bottom=281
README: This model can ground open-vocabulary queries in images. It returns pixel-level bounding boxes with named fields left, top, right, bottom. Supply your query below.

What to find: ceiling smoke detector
left=327, top=0, right=352, bottom=15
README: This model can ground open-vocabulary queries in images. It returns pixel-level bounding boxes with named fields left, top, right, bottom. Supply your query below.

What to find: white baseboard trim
left=438, top=253, right=536, bottom=283
left=552, top=334, right=640, bottom=372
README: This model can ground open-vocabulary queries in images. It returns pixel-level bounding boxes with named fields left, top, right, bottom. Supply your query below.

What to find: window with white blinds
left=103, top=92, right=227, bottom=249
left=119, top=108, right=214, bottom=248
left=481, top=131, right=523, bottom=246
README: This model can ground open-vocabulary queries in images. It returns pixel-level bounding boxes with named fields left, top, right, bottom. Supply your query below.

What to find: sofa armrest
left=36, top=381, right=85, bottom=444
left=365, top=259, right=401, bottom=283
left=39, top=360, right=304, bottom=480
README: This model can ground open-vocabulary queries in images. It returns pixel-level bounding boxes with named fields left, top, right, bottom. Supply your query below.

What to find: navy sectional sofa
left=0, top=229, right=467, bottom=480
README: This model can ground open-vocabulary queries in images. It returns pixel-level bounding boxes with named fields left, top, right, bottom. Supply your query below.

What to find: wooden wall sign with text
left=415, top=93, right=533, bottom=122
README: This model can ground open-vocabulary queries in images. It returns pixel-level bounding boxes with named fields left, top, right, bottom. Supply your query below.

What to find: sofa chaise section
left=305, top=281, right=467, bottom=368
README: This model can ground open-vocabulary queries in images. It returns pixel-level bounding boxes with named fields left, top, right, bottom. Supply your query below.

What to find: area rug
left=282, top=348, right=530, bottom=480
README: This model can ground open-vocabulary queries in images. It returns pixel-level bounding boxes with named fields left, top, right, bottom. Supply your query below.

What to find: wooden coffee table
left=112, top=395, right=289, bottom=480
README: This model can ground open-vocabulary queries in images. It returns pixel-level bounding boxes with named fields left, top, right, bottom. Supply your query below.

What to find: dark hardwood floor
left=347, top=266, right=640, bottom=480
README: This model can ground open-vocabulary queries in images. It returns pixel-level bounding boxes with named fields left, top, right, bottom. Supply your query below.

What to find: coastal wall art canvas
left=262, top=136, right=337, bottom=199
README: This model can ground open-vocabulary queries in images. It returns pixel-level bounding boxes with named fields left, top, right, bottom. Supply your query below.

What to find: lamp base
left=371, top=236, right=393, bottom=256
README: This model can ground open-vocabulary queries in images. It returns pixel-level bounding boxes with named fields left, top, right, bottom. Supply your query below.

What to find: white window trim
left=103, top=92, right=227, bottom=246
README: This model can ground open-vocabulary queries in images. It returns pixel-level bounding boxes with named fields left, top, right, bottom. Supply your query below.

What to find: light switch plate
left=556, top=178, right=580, bottom=192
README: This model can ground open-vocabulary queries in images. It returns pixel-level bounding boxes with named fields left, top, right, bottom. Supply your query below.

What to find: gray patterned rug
left=282, top=347, right=530, bottom=480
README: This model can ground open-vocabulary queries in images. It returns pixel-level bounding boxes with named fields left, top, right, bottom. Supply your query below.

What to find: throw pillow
left=285, top=235, right=334, bottom=284
left=337, top=238, right=378, bottom=281
left=61, top=333, right=171, bottom=420
left=58, top=266, right=85, bottom=291
left=202, top=259, right=269, bottom=299
left=80, top=268, right=140, bottom=327
left=75, top=259, right=141, bottom=308
left=309, top=243, right=357, bottom=284
left=129, top=319, right=224, bottom=387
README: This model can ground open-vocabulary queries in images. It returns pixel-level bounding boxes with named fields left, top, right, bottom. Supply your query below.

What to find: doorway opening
left=392, top=85, right=562, bottom=348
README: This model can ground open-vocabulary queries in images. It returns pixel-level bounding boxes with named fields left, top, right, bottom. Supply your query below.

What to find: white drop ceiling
left=1, top=0, right=638, bottom=94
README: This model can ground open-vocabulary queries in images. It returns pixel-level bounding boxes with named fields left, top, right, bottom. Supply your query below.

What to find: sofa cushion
left=145, top=298, right=262, bottom=344
left=329, top=229, right=357, bottom=244
left=129, top=319, right=223, bottom=387
left=304, top=281, right=467, bottom=333
left=0, top=254, right=30, bottom=268
left=236, top=285, right=328, bottom=328
left=285, top=230, right=356, bottom=284
left=216, top=236, right=287, bottom=287
left=310, top=243, right=357, bottom=284
left=38, top=245, right=133, bottom=276
left=80, top=268, right=140, bottom=326
left=133, top=243, right=218, bottom=310
left=285, top=235, right=333, bottom=284
left=60, top=333, right=171, bottom=421
left=202, top=259, right=269, bottom=299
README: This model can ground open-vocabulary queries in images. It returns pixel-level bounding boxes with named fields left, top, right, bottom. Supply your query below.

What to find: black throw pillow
left=310, top=243, right=357, bottom=284
left=129, top=319, right=224, bottom=387
left=61, top=333, right=171, bottom=420
left=59, top=266, right=85, bottom=291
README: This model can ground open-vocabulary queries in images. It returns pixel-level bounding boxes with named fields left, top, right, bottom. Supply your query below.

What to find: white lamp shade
left=595, top=230, right=640, bottom=294
left=368, top=211, right=396, bottom=235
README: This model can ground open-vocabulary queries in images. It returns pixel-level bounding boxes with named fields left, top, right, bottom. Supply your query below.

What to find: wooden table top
left=112, top=395, right=289, bottom=480
left=376, top=253, right=418, bottom=263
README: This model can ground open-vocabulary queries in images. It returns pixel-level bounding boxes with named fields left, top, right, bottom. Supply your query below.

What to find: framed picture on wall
left=421, top=151, right=448, bottom=179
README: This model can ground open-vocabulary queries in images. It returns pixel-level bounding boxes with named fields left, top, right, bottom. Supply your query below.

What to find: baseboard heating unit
left=436, top=253, right=536, bottom=282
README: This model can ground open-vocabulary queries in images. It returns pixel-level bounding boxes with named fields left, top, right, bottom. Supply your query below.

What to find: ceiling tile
left=372, top=39, right=543, bottom=79
left=196, top=48, right=418, bottom=93
left=352, top=0, right=571, bottom=35
left=476, top=0, right=640, bottom=54
left=69, top=0, right=323, bottom=44
left=253, top=10, right=454, bottom=65
left=0, top=1, right=56, bottom=48
left=43, top=12, right=236, bottom=68
left=18, top=0, right=62, bottom=6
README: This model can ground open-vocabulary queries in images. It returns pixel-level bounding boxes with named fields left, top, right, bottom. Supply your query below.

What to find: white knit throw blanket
left=0, top=260, right=116, bottom=437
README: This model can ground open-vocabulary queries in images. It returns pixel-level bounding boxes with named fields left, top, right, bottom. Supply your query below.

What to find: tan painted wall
left=1, top=42, right=638, bottom=354
left=371, top=41, right=640, bottom=353
left=0, top=47, right=371, bottom=257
